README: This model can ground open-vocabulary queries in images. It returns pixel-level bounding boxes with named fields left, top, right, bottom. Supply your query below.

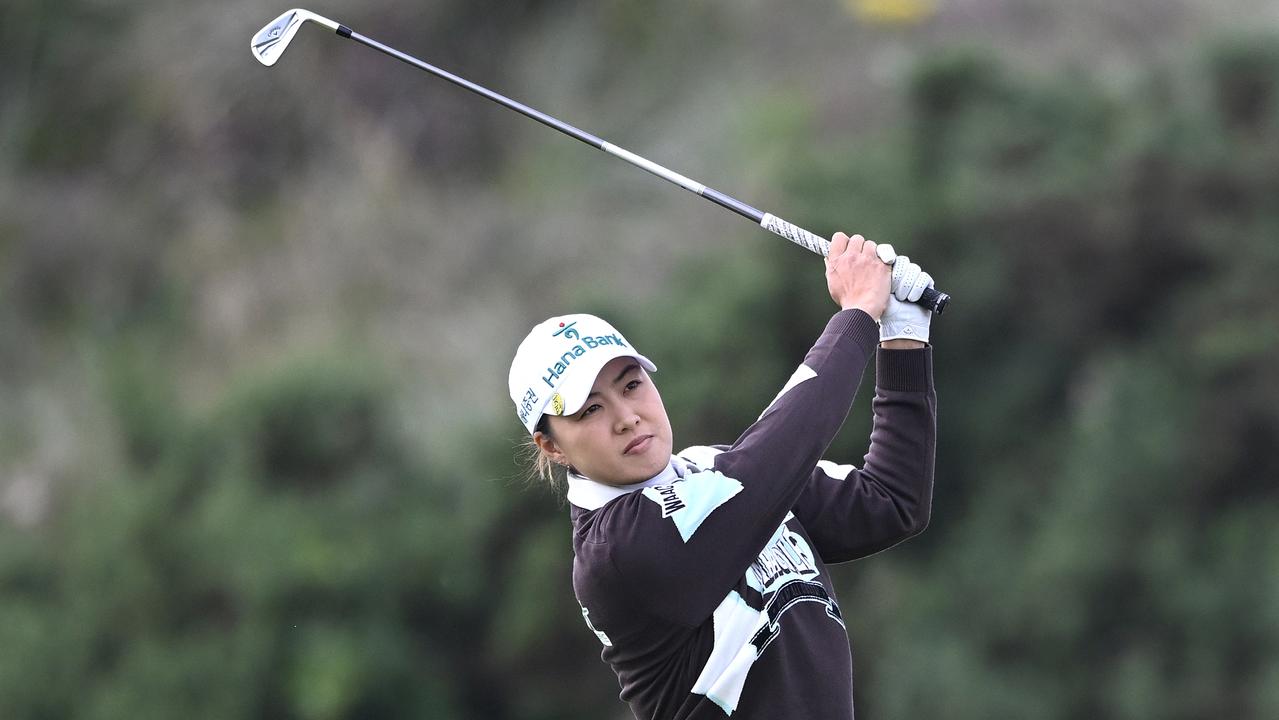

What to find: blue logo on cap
left=553, top=321, right=580, bottom=340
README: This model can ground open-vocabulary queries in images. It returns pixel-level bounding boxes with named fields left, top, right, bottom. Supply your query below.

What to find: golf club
left=251, top=8, right=950, bottom=314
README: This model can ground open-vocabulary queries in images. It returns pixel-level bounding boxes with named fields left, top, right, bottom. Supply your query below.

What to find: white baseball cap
left=508, top=314, right=657, bottom=434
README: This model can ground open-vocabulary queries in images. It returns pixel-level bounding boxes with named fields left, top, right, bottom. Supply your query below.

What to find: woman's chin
left=633, top=446, right=672, bottom=477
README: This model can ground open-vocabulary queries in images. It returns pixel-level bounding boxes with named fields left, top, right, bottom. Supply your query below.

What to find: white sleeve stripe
left=677, top=445, right=726, bottom=471
left=690, top=591, right=761, bottom=715
left=757, top=364, right=817, bottom=420
left=816, top=459, right=855, bottom=480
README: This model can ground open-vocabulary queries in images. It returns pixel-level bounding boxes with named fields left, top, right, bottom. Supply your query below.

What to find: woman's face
left=537, top=356, right=674, bottom=486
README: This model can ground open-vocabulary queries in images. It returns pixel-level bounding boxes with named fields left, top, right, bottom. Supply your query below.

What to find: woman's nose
left=615, top=411, right=641, bottom=433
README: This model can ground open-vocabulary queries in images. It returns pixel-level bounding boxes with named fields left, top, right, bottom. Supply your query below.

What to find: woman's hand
left=825, top=232, right=890, bottom=320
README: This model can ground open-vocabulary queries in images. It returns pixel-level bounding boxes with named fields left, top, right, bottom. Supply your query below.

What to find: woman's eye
left=581, top=404, right=601, bottom=418
left=625, top=380, right=642, bottom=392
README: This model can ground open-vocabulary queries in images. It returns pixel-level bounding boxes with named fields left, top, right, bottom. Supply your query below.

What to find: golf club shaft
left=334, top=24, right=949, bottom=313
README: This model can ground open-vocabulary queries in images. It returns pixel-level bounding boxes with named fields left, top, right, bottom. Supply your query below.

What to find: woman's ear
left=533, top=430, right=569, bottom=467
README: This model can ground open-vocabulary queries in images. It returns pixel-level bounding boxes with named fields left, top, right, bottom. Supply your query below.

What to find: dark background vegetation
left=2, top=0, right=1278, bottom=718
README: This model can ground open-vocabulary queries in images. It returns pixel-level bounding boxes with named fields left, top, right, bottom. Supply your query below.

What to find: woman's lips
left=624, top=435, right=654, bottom=455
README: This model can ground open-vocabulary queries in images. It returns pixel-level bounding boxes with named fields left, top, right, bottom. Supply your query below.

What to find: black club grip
left=919, top=287, right=949, bottom=315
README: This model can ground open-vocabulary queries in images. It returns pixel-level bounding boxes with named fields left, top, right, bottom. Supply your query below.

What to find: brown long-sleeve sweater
left=567, top=309, right=937, bottom=719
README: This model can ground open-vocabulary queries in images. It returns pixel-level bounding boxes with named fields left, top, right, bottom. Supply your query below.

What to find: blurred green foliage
left=0, top=350, right=618, bottom=719
left=2, top=1, right=1278, bottom=719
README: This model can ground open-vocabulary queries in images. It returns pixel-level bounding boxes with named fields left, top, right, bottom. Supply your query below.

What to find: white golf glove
left=875, top=244, right=933, bottom=344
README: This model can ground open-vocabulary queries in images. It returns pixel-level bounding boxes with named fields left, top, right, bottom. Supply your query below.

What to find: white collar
left=565, top=456, right=688, bottom=510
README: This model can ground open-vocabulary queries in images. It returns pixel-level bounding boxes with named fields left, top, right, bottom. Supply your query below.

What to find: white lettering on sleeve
left=641, top=471, right=743, bottom=542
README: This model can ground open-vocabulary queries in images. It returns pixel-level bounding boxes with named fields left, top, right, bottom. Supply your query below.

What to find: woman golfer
left=508, top=233, right=937, bottom=720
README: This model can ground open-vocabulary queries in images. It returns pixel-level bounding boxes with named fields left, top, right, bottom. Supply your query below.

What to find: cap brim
left=546, top=349, right=657, bottom=422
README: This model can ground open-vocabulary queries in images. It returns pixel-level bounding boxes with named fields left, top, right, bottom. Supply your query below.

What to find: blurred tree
left=0, top=351, right=619, bottom=719
left=778, top=39, right=1279, bottom=720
